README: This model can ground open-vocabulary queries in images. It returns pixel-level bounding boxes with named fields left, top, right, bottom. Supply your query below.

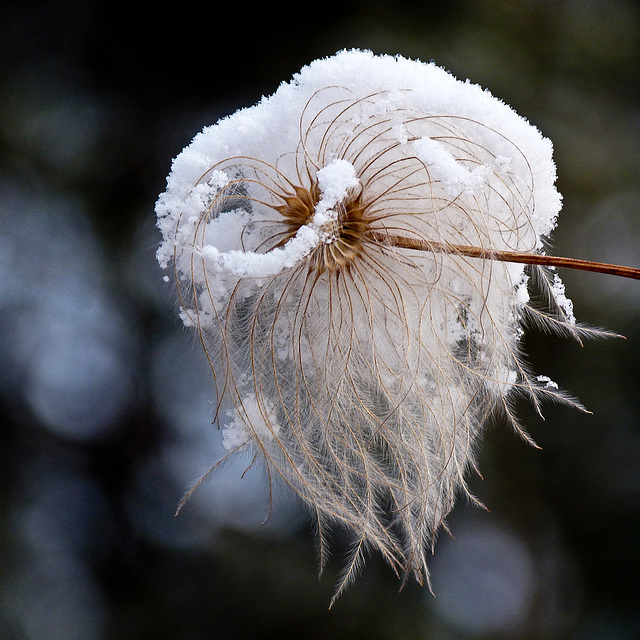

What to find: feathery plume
left=155, top=50, right=633, bottom=605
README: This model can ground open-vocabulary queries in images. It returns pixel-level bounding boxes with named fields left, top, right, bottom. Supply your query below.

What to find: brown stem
left=373, top=232, right=640, bottom=281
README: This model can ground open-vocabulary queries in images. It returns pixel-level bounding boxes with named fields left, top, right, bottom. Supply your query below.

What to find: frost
left=207, top=169, right=230, bottom=191
left=156, top=50, right=563, bottom=276
left=201, top=224, right=320, bottom=278
left=552, top=273, right=576, bottom=324
left=205, top=209, right=253, bottom=252
left=313, top=159, right=360, bottom=227
left=392, top=122, right=409, bottom=144
left=198, top=159, right=359, bottom=277
left=536, top=375, right=558, bottom=389
left=515, top=274, right=530, bottom=304
left=222, top=394, right=280, bottom=452
left=413, top=136, right=492, bottom=195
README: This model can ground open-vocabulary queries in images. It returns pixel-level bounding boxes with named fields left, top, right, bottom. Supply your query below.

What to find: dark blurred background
left=1, top=0, right=639, bottom=638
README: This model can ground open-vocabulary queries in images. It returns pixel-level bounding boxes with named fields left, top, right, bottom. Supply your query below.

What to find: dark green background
left=1, top=1, right=639, bottom=638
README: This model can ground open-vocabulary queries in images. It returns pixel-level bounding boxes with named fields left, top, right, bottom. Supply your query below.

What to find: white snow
left=551, top=272, right=576, bottom=324
left=313, top=159, right=360, bottom=227
left=536, top=375, right=559, bottom=389
left=413, top=136, right=492, bottom=195
left=157, top=50, right=563, bottom=278
left=201, top=223, right=321, bottom=278
left=196, top=158, right=360, bottom=277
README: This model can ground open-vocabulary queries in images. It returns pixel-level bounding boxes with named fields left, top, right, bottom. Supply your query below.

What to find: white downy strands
left=155, top=49, right=601, bottom=605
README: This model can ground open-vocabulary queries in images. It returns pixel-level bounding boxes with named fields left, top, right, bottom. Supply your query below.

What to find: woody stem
left=374, top=232, right=640, bottom=281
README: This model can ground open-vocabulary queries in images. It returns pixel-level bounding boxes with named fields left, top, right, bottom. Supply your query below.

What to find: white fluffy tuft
left=156, top=49, right=587, bottom=605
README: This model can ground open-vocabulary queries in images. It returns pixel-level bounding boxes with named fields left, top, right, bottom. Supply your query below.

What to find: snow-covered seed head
left=155, top=50, right=598, bottom=606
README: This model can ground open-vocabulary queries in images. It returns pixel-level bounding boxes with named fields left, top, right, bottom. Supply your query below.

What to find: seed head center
left=276, top=182, right=368, bottom=273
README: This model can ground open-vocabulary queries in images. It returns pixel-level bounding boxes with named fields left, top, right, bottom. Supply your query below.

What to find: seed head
left=155, top=49, right=608, bottom=606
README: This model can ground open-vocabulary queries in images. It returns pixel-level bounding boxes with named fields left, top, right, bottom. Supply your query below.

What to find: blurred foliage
left=1, top=0, right=639, bottom=638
